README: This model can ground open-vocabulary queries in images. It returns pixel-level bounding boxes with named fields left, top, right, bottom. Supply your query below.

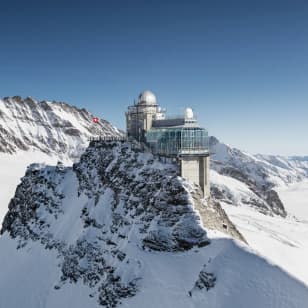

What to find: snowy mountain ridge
left=1, top=140, right=308, bottom=308
left=210, top=136, right=308, bottom=187
left=210, top=136, right=308, bottom=217
left=0, top=96, right=122, bottom=159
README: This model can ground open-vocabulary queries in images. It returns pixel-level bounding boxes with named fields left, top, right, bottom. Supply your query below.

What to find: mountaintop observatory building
left=126, top=90, right=210, bottom=197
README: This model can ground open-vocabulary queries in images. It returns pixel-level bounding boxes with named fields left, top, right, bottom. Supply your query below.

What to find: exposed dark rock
left=194, top=270, right=216, bottom=291
left=192, top=189, right=247, bottom=243
left=65, top=128, right=81, bottom=136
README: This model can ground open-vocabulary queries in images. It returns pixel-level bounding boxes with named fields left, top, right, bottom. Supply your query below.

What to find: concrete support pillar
left=180, top=155, right=210, bottom=198
left=180, top=157, right=200, bottom=187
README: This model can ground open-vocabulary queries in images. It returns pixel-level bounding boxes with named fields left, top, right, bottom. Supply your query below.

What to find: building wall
left=126, top=106, right=157, bottom=141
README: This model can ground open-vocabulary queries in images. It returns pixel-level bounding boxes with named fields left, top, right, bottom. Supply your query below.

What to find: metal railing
left=89, top=136, right=127, bottom=142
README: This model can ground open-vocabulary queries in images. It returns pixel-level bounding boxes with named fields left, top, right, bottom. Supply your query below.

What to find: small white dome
left=185, top=107, right=194, bottom=119
left=138, top=90, right=157, bottom=105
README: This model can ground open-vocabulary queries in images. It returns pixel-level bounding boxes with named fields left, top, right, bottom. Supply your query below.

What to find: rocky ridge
left=1, top=140, right=243, bottom=307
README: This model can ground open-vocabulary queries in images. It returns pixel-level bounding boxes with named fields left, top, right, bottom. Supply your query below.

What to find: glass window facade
left=146, top=127, right=209, bottom=156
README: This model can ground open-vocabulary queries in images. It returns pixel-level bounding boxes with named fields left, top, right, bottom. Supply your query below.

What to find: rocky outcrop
left=74, top=140, right=210, bottom=252
left=189, top=265, right=216, bottom=295
left=192, top=189, right=246, bottom=242
left=2, top=141, right=243, bottom=306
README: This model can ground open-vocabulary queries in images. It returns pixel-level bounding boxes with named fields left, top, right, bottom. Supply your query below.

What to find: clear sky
left=0, top=0, right=307, bottom=155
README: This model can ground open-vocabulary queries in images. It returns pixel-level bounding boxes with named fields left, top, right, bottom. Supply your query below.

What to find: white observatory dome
left=138, top=90, right=157, bottom=105
left=185, top=107, right=194, bottom=119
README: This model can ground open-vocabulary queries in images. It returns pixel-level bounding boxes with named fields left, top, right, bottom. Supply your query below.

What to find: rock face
left=74, top=141, right=211, bottom=252
left=2, top=140, right=236, bottom=306
left=209, top=137, right=308, bottom=217
left=0, top=96, right=122, bottom=159
left=192, top=189, right=246, bottom=243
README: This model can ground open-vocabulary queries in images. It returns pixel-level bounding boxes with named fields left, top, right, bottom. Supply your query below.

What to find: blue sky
left=0, top=0, right=307, bottom=155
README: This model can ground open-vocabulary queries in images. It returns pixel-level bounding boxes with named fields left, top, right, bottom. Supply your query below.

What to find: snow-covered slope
left=220, top=186, right=308, bottom=286
left=277, top=180, right=308, bottom=219
left=210, top=137, right=308, bottom=286
left=0, top=96, right=122, bottom=222
left=1, top=141, right=307, bottom=308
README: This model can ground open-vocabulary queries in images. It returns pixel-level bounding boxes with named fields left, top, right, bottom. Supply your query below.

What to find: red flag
left=92, top=117, right=99, bottom=123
